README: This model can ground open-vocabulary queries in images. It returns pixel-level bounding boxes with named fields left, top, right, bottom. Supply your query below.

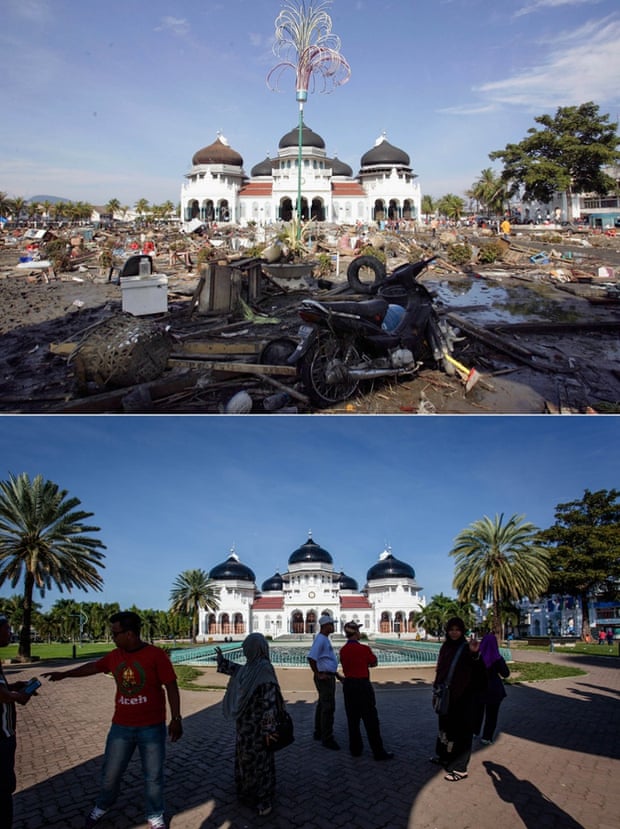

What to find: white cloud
left=474, top=16, right=620, bottom=110
left=5, top=0, right=53, bottom=24
left=514, top=0, right=604, bottom=19
left=155, top=17, right=190, bottom=37
left=437, top=104, right=499, bottom=116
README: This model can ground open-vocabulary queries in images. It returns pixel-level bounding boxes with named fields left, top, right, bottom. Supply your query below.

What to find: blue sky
left=0, top=416, right=617, bottom=613
left=1, top=0, right=618, bottom=206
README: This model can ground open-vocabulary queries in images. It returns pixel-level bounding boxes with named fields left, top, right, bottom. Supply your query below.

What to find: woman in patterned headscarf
left=216, top=633, right=281, bottom=817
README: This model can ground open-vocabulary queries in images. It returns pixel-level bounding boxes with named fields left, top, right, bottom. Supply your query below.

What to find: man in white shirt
left=307, top=615, right=341, bottom=750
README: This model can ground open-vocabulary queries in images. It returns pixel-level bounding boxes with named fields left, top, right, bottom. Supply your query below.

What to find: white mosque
left=180, top=125, right=422, bottom=228
left=196, top=534, right=425, bottom=641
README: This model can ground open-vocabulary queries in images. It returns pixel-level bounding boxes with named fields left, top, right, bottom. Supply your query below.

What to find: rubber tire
left=347, top=255, right=386, bottom=294
left=299, top=334, right=361, bottom=408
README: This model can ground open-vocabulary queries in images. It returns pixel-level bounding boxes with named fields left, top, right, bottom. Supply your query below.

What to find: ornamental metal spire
left=268, top=1, right=351, bottom=235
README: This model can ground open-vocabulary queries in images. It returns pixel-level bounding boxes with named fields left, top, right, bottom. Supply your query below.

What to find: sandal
left=444, top=771, right=468, bottom=782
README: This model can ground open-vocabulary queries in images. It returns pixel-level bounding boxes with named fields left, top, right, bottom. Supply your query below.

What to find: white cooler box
left=120, top=274, right=168, bottom=315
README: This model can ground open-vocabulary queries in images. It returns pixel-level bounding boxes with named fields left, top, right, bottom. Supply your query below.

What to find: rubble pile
left=0, top=220, right=619, bottom=414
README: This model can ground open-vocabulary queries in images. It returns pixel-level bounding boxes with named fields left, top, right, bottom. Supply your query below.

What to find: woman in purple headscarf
left=473, top=632, right=510, bottom=745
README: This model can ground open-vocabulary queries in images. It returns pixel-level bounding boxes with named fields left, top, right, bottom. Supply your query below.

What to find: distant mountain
left=27, top=195, right=72, bottom=204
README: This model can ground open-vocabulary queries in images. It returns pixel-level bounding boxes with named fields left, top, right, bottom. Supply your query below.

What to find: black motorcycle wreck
left=284, top=254, right=462, bottom=408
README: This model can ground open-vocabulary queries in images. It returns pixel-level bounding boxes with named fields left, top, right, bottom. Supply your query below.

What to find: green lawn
left=506, top=661, right=587, bottom=683
left=2, top=642, right=112, bottom=661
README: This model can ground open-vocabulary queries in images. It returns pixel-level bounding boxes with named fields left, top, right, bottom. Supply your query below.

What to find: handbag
left=432, top=642, right=466, bottom=716
left=267, top=687, right=295, bottom=752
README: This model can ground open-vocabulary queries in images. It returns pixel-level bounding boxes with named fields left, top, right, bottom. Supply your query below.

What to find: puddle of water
left=428, top=277, right=581, bottom=325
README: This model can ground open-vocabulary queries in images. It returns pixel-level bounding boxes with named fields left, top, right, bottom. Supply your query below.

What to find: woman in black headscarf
left=430, top=617, right=486, bottom=781
left=216, top=633, right=280, bottom=816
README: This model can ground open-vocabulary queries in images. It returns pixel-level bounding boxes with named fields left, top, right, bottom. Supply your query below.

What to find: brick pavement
left=5, top=649, right=619, bottom=829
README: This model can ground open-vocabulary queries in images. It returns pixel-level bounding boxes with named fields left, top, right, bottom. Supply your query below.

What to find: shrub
left=478, top=242, right=504, bottom=264
left=44, top=239, right=71, bottom=272
left=447, top=243, right=472, bottom=266
left=357, top=244, right=386, bottom=263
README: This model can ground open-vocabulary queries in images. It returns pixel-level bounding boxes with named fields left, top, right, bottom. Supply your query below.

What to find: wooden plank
left=166, top=358, right=297, bottom=376
left=50, top=342, right=76, bottom=356
left=173, top=341, right=261, bottom=356
left=445, top=313, right=561, bottom=370
left=51, top=373, right=203, bottom=413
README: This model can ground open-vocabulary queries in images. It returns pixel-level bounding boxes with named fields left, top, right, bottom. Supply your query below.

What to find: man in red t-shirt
left=338, top=621, right=393, bottom=761
left=43, top=611, right=182, bottom=829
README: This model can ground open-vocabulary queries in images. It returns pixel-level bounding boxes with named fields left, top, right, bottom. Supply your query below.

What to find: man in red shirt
left=338, top=621, right=393, bottom=761
left=43, top=611, right=182, bottom=829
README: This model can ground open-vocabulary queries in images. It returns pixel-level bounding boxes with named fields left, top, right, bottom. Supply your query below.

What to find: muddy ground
left=1, top=233, right=619, bottom=414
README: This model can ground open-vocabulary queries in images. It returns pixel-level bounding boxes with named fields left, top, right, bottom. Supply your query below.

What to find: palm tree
left=134, top=198, right=150, bottom=225
left=0, top=472, right=106, bottom=659
left=0, top=593, right=26, bottom=627
left=421, top=194, right=435, bottom=222
left=9, top=196, right=26, bottom=225
left=450, top=513, right=550, bottom=637
left=105, top=198, right=121, bottom=223
left=468, top=168, right=508, bottom=218
left=436, top=193, right=465, bottom=222
left=413, top=593, right=475, bottom=639
left=169, top=569, right=219, bottom=642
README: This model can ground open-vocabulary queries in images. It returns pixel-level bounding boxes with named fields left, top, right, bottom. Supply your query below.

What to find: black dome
left=288, top=535, right=333, bottom=565
left=367, top=552, right=415, bottom=581
left=279, top=122, right=325, bottom=150
left=261, top=572, right=283, bottom=592
left=361, top=135, right=410, bottom=167
left=210, top=554, right=255, bottom=582
left=330, top=156, right=353, bottom=177
left=192, top=135, right=243, bottom=167
left=339, top=573, right=359, bottom=591
left=251, top=156, right=272, bottom=177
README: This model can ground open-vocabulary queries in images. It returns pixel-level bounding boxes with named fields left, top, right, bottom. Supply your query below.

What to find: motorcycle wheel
left=347, top=255, right=386, bottom=294
left=300, top=334, right=361, bottom=409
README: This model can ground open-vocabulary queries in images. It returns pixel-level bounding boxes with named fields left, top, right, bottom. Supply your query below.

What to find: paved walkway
left=6, top=649, right=619, bottom=829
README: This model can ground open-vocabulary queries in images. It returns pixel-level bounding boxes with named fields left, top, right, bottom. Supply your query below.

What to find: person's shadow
left=483, top=761, right=585, bottom=829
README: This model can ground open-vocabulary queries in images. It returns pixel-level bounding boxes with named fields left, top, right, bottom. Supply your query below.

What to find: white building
left=180, top=126, right=421, bottom=228
left=197, top=534, right=425, bottom=641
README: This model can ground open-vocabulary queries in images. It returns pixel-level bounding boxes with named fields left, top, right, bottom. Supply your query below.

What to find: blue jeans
left=97, top=722, right=166, bottom=821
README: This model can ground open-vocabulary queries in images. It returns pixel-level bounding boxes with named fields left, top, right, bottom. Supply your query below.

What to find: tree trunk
left=492, top=599, right=502, bottom=638
left=18, top=571, right=34, bottom=659
left=579, top=592, right=590, bottom=642
left=565, top=187, right=574, bottom=223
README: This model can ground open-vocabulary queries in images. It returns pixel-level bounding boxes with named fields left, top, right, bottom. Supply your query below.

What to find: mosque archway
left=311, top=198, right=325, bottom=222
left=305, top=610, right=317, bottom=635
left=186, top=200, right=199, bottom=221
left=373, top=199, right=386, bottom=222
left=233, top=613, right=244, bottom=635
left=202, top=200, right=215, bottom=222
left=380, top=611, right=391, bottom=633
left=220, top=613, right=231, bottom=635
left=217, top=200, right=230, bottom=222
left=291, top=610, right=304, bottom=634
left=403, top=199, right=415, bottom=220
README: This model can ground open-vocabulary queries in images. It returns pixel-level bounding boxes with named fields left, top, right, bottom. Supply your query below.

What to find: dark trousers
left=473, top=700, right=502, bottom=741
left=0, top=735, right=17, bottom=829
left=436, top=695, right=475, bottom=774
left=342, top=678, right=385, bottom=757
left=313, top=674, right=336, bottom=742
